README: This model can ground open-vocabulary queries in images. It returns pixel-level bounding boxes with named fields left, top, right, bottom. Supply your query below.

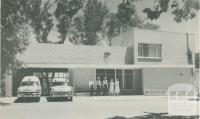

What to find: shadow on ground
left=46, top=97, right=70, bottom=102
left=14, top=97, right=40, bottom=103
left=108, top=112, right=199, bottom=119
left=0, top=102, right=11, bottom=106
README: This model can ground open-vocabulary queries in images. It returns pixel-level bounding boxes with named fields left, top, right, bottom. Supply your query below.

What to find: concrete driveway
left=0, top=96, right=199, bottom=119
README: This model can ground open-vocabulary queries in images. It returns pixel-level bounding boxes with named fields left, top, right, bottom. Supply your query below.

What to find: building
left=3, top=28, right=196, bottom=96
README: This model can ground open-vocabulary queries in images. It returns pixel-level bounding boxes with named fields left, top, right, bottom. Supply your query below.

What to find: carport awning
left=22, top=63, right=194, bottom=69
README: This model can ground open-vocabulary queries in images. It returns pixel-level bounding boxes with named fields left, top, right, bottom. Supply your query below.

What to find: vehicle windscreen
left=52, top=82, right=67, bottom=86
left=21, top=81, right=39, bottom=86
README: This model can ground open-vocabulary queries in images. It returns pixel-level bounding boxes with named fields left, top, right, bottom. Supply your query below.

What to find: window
left=96, top=69, right=133, bottom=89
left=96, top=69, right=115, bottom=82
left=138, top=43, right=161, bottom=58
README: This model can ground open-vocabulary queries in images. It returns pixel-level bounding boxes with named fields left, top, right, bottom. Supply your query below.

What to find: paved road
left=0, top=96, right=199, bottom=119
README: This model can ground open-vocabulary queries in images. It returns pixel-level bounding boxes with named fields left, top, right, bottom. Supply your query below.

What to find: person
left=96, top=77, right=101, bottom=96
left=89, top=80, right=95, bottom=96
left=102, top=76, right=108, bottom=96
left=109, top=79, right=114, bottom=96
left=114, top=78, right=120, bottom=96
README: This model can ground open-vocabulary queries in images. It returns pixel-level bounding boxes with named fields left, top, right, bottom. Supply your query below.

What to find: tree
left=68, top=15, right=86, bottom=44
left=54, top=0, right=83, bottom=43
left=1, top=0, right=33, bottom=77
left=116, top=0, right=136, bottom=28
left=29, top=0, right=54, bottom=43
left=68, top=0, right=109, bottom=45
left=105, top=0, right=160, bottom=45
left=82, top=0, right=109, bottom=45
left=1, top=0, right=37, bottom=96
left=1, top=0, right=55, bottom=96
left=143, top=0, right=200, bottom=23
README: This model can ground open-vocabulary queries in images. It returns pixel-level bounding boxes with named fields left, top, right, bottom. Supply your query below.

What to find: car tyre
left=35, top=97, right=40, bottom=102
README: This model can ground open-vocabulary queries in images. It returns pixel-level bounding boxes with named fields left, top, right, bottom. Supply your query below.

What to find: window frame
left=138, top=43, right=162, bottom=59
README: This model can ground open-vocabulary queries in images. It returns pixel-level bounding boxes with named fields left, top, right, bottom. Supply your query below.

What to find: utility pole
left=0, top=0, right=2, bottom=97
left=132, top=27, right=134, bottom=64
left=120, top=26, right=123, bottom=47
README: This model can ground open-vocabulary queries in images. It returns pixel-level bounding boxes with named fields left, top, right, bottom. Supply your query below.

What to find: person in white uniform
left=114, top=78, right=120, bottom=96
left=89, top=80, right=95, bottom=96
left=109, top=79, right=114, bottom=96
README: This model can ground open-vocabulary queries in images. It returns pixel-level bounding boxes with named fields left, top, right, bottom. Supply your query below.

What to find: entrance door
left=96, top=69, right=143, bottom=95
left=124, top=69, right=134, bottom=89
left=96, top=69, right=115, bottom=82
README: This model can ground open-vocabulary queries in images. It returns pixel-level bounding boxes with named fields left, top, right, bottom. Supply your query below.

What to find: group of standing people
left=89, top=76, right=120, bottom=96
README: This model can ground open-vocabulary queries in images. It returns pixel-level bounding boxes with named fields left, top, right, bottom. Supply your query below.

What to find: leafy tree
left=1, top=0, right=37, bottom=96
left=116, top=0, right=136, bottom=28
left=1, top=0, right=33, bottom=77
left=68, top=0, right=109, bottom=45
left=103, top=13, right=121, bottom=46
left=106, top=0, right=160, bottom=45
left=143, top=0, right=200, bottom=23
left=68, top=15, right=86, bottom=44
left=82, top=0, right=109, bottom=45
left=29, top=0, right=54, bottom=43
left=1, top=0, right=55, bottom=96
left=54, top=0, right=83, bottom=43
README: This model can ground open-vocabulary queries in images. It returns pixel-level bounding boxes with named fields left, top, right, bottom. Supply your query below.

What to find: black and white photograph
left=0, top=0, right=200, bottom=119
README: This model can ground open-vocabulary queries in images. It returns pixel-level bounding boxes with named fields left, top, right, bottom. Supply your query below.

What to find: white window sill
left=138, top=56, right=161, bottom=59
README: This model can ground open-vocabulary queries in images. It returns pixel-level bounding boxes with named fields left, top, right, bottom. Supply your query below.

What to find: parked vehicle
left=50, top=78, right=73, bottom=101
left=17, top=76, right=41, bottom=99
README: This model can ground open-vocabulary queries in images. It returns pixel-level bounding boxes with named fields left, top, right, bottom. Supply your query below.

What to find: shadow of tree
left=108, top=112, right=199, bottom=119
left=14, top=97, right=40, bottom=103
left=46, top=97, right=69, bottom=102
left=0, top=102, right=10, bottom=106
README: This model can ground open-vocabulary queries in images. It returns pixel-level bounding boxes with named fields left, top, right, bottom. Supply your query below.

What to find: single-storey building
left=3, top=28, right=197, bottom=96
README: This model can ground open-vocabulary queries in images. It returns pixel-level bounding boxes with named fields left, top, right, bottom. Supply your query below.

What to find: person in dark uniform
left=102, top=76, right=108, bottom=96
left=96, top=77, right=101, bottom=96
left=89, top=79, right=94, bottom=96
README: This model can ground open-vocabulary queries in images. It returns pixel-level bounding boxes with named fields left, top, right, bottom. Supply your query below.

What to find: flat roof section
left=22, top=64, right=194, bottom=69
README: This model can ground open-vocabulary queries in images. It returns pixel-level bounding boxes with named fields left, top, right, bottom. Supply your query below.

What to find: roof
left=17, top=43, right=127, bottom=66
left=22, top=76, right=40, bottom=82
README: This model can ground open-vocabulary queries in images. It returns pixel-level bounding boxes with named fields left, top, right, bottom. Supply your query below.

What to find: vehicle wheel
left=36, top=97, right=40, bottom=102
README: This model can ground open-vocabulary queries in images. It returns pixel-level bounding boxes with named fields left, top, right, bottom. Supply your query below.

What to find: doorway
left=96, top=69, right=143, bottom=94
